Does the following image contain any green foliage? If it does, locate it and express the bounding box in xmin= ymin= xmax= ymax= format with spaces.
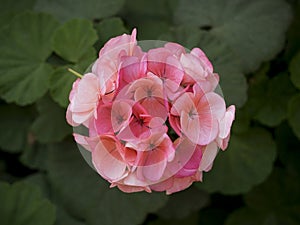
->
xmin=290 ymin=51 xmax=300 ymax=89
xmin=52 ymin=19 xmax=98 ymax=63
xmin=35 ymin=0 xmax=125 ymax=21
xmin=0 ymin=0 xmax=299 ymax=224
xmin=288 ymin=94 xmax=300 ymax=140
xmin=0 ymin=105 xmax=33 ymax=153
xmin=0 ymin=12 xmax=59 ymax=105
xmin=174 ymin=0 xmax=292 ymax=73
xmin=46 ymin=141 xmax=168 ymax=225
xmin=94 ymin=17 xmax=128 ymax=50
xmin=0 ymin=181 xmax=56 ymax=225
xmin=156 ymin=187 xmax=209 ymax=219
xmin=226 ymin=170 xmax=300 ymax=225
xmin=198 ymin=128 xmax=276 ymax=194
xmin=31 ymin=96 xmax=72 ymax=143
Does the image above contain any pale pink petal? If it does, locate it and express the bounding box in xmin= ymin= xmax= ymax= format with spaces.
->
xmin=199 ymin=142 xmax=218 ymax=172
xmin=191 ymin=47 xmax=213 ymax=73
xmin=99 ymin=29 xmax=137 ymax=58
xmin=166 ymin=177 xmax=194 ymax=195
xmin=198 ymin=92 xmax=226 ymax=121
xmin=171 ymin=92 xmax=194 ymax=116
xmin=164 ymin=42 xmax=186 ymax=57
xmin=73 ymin=133 xmax=92 ymax=152
xmin=66 ymin=104 xmax=79 ymax=126
xmin=217 ymin=134 xmax=231 ymax=151
xmin=180 ymin=53 xmax=206 ymax=82
xmin=115 ymin=184 xmax=151 ymax=193
xmin=111 ymin=101 xmax=132 ymax=133
xmin=147 ymin=48 xmax=170 ymax=76
xmin=149 ymin=176 xmax=174 ymax=192
xmin=165 ymin=56 xmax=184 ymax=90
xmin=69 ymin=73 xmax=101 ymax=124
xmin=138 ymin=156 xmax=167 ymax=181
xmin=69 ymin=78 xmax=80 ymax=101
xmin=92 ymin=135 xmax=127 ymax=182
xmin=149 ymin=117 xmax=168 ymax=134
xmin=180 ymin=110 xmax=200 ymax=144
xmin=219 ymin=105 xmax=235 ymax=139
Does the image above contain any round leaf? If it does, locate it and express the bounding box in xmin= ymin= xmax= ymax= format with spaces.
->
xmin=94 ymin=17 xmax=128 ymax=51
xmin=31 ymin=96 xmax=72 ymax=143
xmin=35 ymin=0 xmax=125 ymax=22
xmin=174 ymin=0 xmax=292 ymax=73
xmin=157 ymin=187 xmax=209 ymax=219
xmin=0 ymin=12 xmax=59 ymax=105
xmin=52 ymin=19 xmax=98 ymax=63
xmin=254 ymin=73 xmax=296 ymax=127
xmin=49 ymin=67 xmax=77 ymax=108
xmin=197 ymin=128 xmax=276 ymax=194
xmin=0 ymin=181 xmax=56 ymax=225
xmin=0 ymin=105 xmax=33 ymax=153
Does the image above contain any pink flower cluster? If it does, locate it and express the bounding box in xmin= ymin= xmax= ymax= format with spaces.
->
xmin=66 ymin=29 xmax=235 ymax=194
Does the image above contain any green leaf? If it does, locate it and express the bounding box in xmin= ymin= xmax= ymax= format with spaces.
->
xmin=0 ymin=181 xmax=56 ymax=225
xmin=285 ymin=2 xmax=300 ymax=60
xmin=232 ymin=108 xmax=251 ymax=134
xmin=245 ymin=171 xmax=300 ymax=213
xmin=94 ymin=17 xmax=128 ymax=50
xmin=123 ymin=0 xmax=177 ymax=20
xmin=49 ymin=67 xmax=77 ymax=108
xmin=245 ymin=170 xmax=300 ymax=225
xmin=275 ymin=122 xmax=300 ymax=175
xmin=0 ymin=0 xmax=36 ymax=14
xmin=31 ymin=96 xmax=72 ymax=143
xmin=160 ymin=27 xmax=247 ymax=107
xmin=197 ymin=128 xmax=276 ymax=194
xmin=24 ymin=173 xmax=87 ymax=225
xmin=226 ymin=170 xmax=300 ymax=225
xmin=156 ymin=187 xmax=209 ymax=219
xmin=56 ymin=206 xmax=87 ymax=225
xmin=226 ymin=169 xmax=300 ymax=225
xmin=20 ymin=143 xmax=49 ymax=170
xmin=35 ymin=0 xmax=125 ymax=22
xmin=52 ymin=19 xmax=98 ymax=63
xmin=254 ymin=73 xmax=296 ymax=127
xmin=288 ymin=94 xmax=300 ymax=140
xmin=174 ymin=0 xmax=292 ymax=73
xmin=46 ymin=141 xmax=168 ymax=225
xmin=0 ymin=12 xmax=59 ymax=105
xmin=0 ymin=105 xmax=33 ymax=153
xmin=290 ymin=51 xmax=300 ymax=90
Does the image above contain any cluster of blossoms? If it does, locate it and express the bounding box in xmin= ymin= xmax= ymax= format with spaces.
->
xmin=66 ymin=29 xmax=235 ymax=194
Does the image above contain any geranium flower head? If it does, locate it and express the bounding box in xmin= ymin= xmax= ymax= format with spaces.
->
xmin=67 ymin=29 xmax=235 ymax=194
